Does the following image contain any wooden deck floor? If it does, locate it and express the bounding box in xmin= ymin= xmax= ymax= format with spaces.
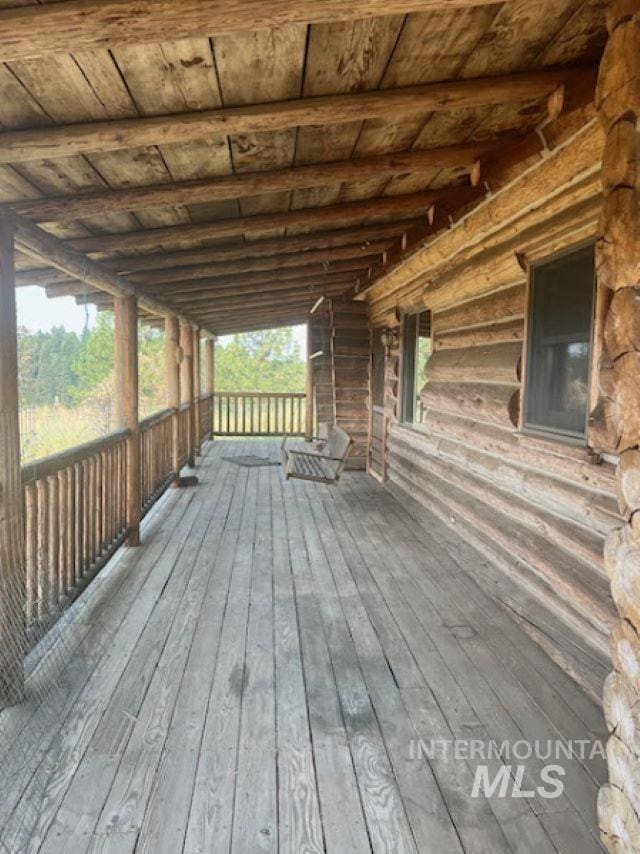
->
xmin=1 ymin=440 xmax=607 ymax=853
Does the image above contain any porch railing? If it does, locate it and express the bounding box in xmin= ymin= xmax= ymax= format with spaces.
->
xmin=20 ymin=396 xmax=213 ymax=644
xmin=212 ymin=391 xmax=306 ymax=437
xmin=140 ymin=409 xmax=174 ymax=515
xmin=178 ymin=402 xmax=190 ymax=465
xmin=22 ymin=430 xmax=130 ymax=642
xmin=198 ymin=392 xmax=213 ymax=442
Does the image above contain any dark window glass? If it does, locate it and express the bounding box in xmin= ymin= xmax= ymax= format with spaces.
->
xmin=401 ymin=310 xmax=431 ymax=424
xmin=524 ymin=244 xmax=595 ymax=439
xmin=371 ymin=330 xmax=385 ymax=407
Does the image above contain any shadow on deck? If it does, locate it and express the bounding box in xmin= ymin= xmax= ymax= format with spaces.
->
xmin=0 ymin=440 xmax=606 ymax=853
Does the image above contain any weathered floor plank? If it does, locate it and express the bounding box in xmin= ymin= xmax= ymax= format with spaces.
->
xmin=0 ymin=440 xmax=606 ymax=854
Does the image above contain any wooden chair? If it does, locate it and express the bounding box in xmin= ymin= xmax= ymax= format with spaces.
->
xmin=281 ymin=425 xmax=353 ymax=484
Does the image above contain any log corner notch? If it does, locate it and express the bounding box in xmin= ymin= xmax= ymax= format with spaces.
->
xmin=595 ymin=2 xmax=640 ymax=850
xmin=0 ymin=215 xmax=25 ymax=707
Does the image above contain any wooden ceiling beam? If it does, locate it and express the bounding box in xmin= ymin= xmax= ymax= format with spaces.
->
xmin=6 ymin=211 xmax=208 ymax=330
xmin=136 ymin=257 xmax=373 ymax=291
xmin=208 ymin=314 xmax=313 ymax=336
xmin=23 ymin=243 xmax=389 ymax=289
xmin=8 ymin=146 xmax=488 ymax=223
xmin=0 ymin=0 xmax=504 ymax=63
xmin=0 ymin=67 xmax=590 ymax=164
xmin=16 ymin=222 xmax=414 ymax=277
xmin=147 ymin=276 xmax=360 ymax=305
xmin=86 ymin=289 xmax=352 ymax=320
xmin=54 ymin=268 xmax=364 ymax=301
xmin=67 ymin=190 xmax=452 ymax=255
xmin=145 ymin=287 xmax=355 ymax=314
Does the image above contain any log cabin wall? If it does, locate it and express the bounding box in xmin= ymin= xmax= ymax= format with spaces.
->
xmin=365 ymin=113 xmax=622 ymax=704
xmin=331 ymin=299 xmax=370 ymax=470
xmin=309 ymin=306 xmax=335 ymax=438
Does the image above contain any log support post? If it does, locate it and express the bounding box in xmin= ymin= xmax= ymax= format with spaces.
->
xmin=180 ymin=321 xmax=195 ymax=468
xmin=115 ymin=295 xmax=140 ymax=547
xmin=192 ymin=327 xmax=201 ymax=453
xmin=305 ymin=321 xmax=314 ymax=441
xmin=204 ymin=336 xmax=215 ymax=440
xmin=0 ymin=216 xmax=25 ymax=707
xmin=595 ymin=2 xmax=640 ymax=848
xmin=165 ymin=316 xmax=181 ymax=484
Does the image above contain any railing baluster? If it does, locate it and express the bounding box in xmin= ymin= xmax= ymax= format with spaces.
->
xmin=47 ymin=474 xmax=59 ymax=609
xmin=74 ymin=462 xmax=82 ymax=584
xmin=36 ymin=479 xmax=49 ymax=620
xmin=66 ymin=465 xmax=75 ymax=591
xmin=24 ymin=482 xmax=37 ymax=624
xmin=57 ymin=469 xmax=67 ymax=600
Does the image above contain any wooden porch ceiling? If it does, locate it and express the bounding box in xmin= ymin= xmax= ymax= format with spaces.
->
xmin=0 ymin=0 xmax=607 ymax=335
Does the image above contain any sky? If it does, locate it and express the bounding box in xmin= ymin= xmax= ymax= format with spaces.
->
xmin=17 ymin=285 xmax=308 ymax=357
xmin=17 ymin=285 xmax=97 ymax=335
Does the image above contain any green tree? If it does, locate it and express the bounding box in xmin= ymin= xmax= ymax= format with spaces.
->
xmin=18 ymin=325 xmax=83 ymax=406
xmin=215 ymin=327 xmax=305 ymax=392
xmin=71 ymin=311 xmax=115 ymax=400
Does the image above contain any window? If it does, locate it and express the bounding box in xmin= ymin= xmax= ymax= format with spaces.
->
xmin=524 ymin=243 xmax=595 ymax=441
xmin=371 ymin=329 xmax=385 ymax=408
xmin=401 ymin=310 xmax=432 ymax=424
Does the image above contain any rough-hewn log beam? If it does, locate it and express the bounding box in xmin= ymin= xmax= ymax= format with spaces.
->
xmin=180 ymin=321 xmax=195 ymax=468
xmin=0 ymin=68 xmax=589 ymax=164
xmin=165 ymin=316 xmax=181 ymax=484
xmin=204 ymin=338 xmax=215 ymax=398
xmin=85 ymin=280 xmax=357 ymax=316
xmin=152 ymin=286 xmax=357 ymax=314
xmin=0 ymin=216 xmax=25 ymax=708
xmin=42 ymin=251 xmax=382 ymax=292
xmin=14 ymin=223 xmax=413 ymax=280
xmin=0 ymin=0 xmax=505 ymax=62
xmin=144 ymin=262 xmax=368 ymax=294
xmin=8 ymin=146 xmax=486 ymax=222
xmin=364 ymin=118 xmax=604 ymax=313
xmin=199 ymin=308 xmax=314 ymax=331
xmin=192 ymin=328 xmax=201 ymax=455
xmin=68 ymin=191 xmax=447 ymax=255
xmin=114 ymin=295 xmax=141 ymax=547
xmin=5 ymin=211 xmax=210 ymax=331
xmin=55 ymin=270 xmax=359 ymax=312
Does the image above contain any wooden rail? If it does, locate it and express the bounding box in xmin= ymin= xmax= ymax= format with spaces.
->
xmin=178 ymin=403 xmax=190 ymax=465
xmin=19 ymin=396 xmax=216 ymax=645
xmin=197 ymin=392 xmax=213 ymax=446
xmin=21 ymin=430 xmax=129 ymax=642
xmin=213 ymin=391 xmax=306 ymax=437
xmin=139 ymin=409 xmax=174 ymax=515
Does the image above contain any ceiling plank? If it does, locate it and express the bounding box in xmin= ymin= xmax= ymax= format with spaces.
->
xmin=0 ymin=1 xmax=543 ymax=63
xmin=0 ymin=67 xmax=588 ymax=164
xmin=7 ymin=144 xmax=487 ymax=222
xmin=66 ymin=190 xmax=454 ymax=255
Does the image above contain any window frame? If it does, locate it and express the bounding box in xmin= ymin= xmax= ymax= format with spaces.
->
xmin=400 ymin=309 xmax=431 ymax=426
xmin=370 ymin=327 xmax=385 ymax=410
xmin=521 ymin=240 xmax=596 ymax=446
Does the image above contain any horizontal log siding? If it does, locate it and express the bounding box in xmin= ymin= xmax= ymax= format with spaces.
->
xmin=369 ymin=125 xmax=619 ymax=700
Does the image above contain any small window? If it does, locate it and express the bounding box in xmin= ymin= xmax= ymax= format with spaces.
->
xmin=524 ymin=243 xmax=595 ymax=441
xmin=371 ymin=329 xmax=385 ymax=408
xmin=401 ymin=310 xmax=432 ymax=424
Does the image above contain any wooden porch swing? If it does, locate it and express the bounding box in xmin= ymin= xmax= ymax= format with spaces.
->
xmin=281 ymin=425 xmax=353 ymax=484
